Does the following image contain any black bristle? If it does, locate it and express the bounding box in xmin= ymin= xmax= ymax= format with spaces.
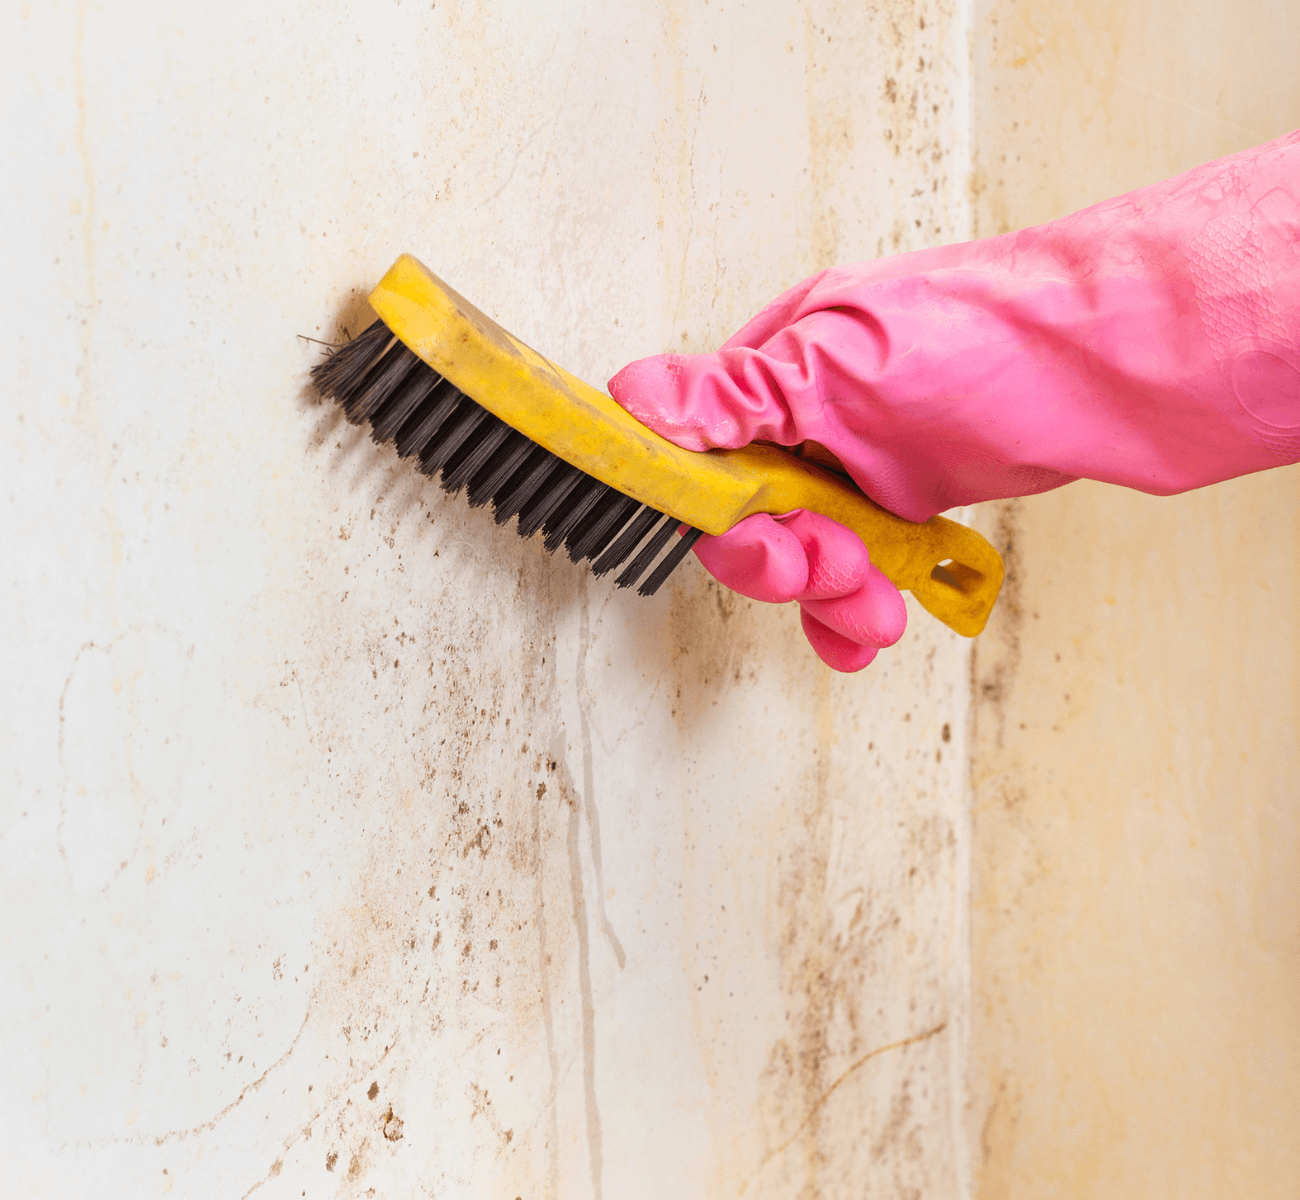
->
xmin=558 ymin=484 xmax=617 ymax=559
xmin=566 ymin=492 xmax=641 ymax=563
xmin=637 ymin=526 xmax=705 ymax=596
xmin=491 ymin=447 xmax=557 ymax=524
xmin=417 ymin=401 xmax=488 ymax=476
xmin=345 ymin=343 xmax=422 ymax=425
xmin=393 ymin=379 xmax=461 ymax=458
xmin=615 ymin=515 xmax=680 ymax=589
xmin=313 ymin=317 xmax=705 ymax=597
xmin=441 ymin=416 xmax=514 ymax=494
xmin=541 ymin=476 xmax=608 ymax=552
xmin=432 ymin=402 xmax=493 ymax=473
xmin=370 ymin=367 xmax=442 ymax=444
xmin=310 ymin=320 xmax=391 ymax=402
xmin=545 ymin=480 xmax=615 ymax=555
xmin=591 ymin=505 xmax=664 ymax=576
xmin=465 ymin=431 xmax=532 ymax=507
xmin=517 ymin=465 xmax=585 ymax=540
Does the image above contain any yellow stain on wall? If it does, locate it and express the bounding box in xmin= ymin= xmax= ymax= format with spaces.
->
xmin=969 ymin=3 xmax=1300 ymax=1196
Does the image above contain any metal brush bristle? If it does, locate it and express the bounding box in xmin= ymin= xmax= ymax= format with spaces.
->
xmin=311 ymin=319 xmax=701 ymax=595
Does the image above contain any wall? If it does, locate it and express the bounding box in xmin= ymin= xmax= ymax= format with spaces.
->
xmin=967 ymin=3 xmax=1300 ymax=1196
xmin=1 ymin=3 xmax=980 ymax=1197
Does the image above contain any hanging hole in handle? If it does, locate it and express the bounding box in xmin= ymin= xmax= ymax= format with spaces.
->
xmin=930 ymin=558 xmax=985 ymax=594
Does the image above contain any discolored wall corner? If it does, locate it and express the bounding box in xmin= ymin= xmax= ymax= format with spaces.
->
xmin=967 ymin=3 xmax=1300 ymax=1195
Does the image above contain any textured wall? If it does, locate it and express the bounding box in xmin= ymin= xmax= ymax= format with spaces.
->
xmin=2 ymin=2 xmax=979 ymax=1197
xmin=967 ymin=2 xmax=1300 ymax=1196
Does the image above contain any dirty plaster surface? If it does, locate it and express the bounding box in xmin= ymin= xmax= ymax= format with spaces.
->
xmin=2 ymin=2 xmax=975 ymax=1197
xmin=966 ymin=2 xmax=1300 ymax=1196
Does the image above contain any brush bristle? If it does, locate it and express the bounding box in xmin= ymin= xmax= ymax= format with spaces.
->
xmin=311 ymin=319 xmax=701 ymax=595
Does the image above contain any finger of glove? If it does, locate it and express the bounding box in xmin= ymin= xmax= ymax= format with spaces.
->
xmin=776 ymin=509 xmax=872 ymax=600
xmin=691 ymin=502 xmax=878 ymax=610
xmin=607 ymin=350 xmax=800 ymax=451
xmin=799 ymin=564 xmax=908 ymax=649
xmin=799 ymin=608 xmax=880 ymax=673
xmin=693 ymin=513 xmax=809 ymax=603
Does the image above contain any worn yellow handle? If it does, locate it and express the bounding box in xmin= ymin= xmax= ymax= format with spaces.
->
xmin=370 ymin=254 xmax=1004 ymax=637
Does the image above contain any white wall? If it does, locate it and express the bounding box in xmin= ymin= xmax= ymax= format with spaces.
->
xmin=2 ymin=3 xmax=977 ymax=1197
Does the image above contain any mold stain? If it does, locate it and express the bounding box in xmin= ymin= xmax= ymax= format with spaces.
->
xmin=972 ymin=499 xmax=1025 ymax=754
xmin=745 ymin=1019 xmax=948 ymax=1191
xmin=19 ymin=1 xmax=981 ymax=1193
xmin=785 ymin=666 xmax=839 ymax=1196
xmin=667 ymin=553 xmax=963 ymax=1198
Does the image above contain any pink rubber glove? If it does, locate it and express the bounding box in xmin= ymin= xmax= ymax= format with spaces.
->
xmin=693 ymin=509 xmax=908 ymax=672
xmin=610 ymin=130 xmax=1300 ymax=671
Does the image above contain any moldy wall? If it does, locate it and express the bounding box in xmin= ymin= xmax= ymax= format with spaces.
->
xmin=967 ymin=2 xmax=1300 ymax=1195
xmin=2 ymin=3 xmax=979 ymax=1197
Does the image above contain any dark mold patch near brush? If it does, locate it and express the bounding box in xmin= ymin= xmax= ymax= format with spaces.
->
xmin=972 ymin=499 xmax=1023 ymax=754
xmin=311 ymin=321 xmax=703 ymax=595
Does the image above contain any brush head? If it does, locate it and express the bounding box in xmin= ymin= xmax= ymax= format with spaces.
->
xmin=311 ymin=320 xmax=703 ymax=596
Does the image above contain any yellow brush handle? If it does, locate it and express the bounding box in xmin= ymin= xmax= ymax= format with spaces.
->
xmin=370 ymin=254 xmax=1004 ymax=637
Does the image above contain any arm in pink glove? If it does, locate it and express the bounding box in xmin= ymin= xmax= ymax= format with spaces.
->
xmin=610 ymin=130 xmax=1300 ymax=671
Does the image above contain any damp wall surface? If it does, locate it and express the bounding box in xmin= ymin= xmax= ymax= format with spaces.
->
xmin=967 ymin=2 xmax=1300 ymax=1195
xmin=2 ymin=3 xmax=978 ymax=1197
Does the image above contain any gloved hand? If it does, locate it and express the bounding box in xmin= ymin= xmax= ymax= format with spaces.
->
xmin=610 ymin=129 xmax=1300 ymax=671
